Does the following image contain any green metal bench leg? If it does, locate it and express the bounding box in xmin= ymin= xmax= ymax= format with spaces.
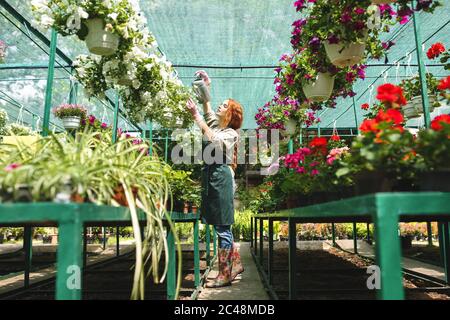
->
xmin=166 ymin=225 xmax=176 ymax=300
xmin=205 ymin=224 xmax=211 ymax=267
xmin=331 ymin=223 xmax=336 ymax=247
xmin=23 ymin=226 xmax=32 ymax=288
xmin=194 ymin=220 xmax=200 ymax=287
xmin=116 ymin=226 xmax=120 ymax=257
xmin=374 ymin=206 xmax=404 ymax=300
xmin=56 ymin=221 xmax=83 ymax=300
xmin=259 ymin=218 xmax=264 ymax=266
xmin=427 ymin=222 xmax=433 ymax=247
xmin=288 ymin=218 xmax=297 ymax=300
xmin=102 ymin=227 xmax=107 ymax=251
xmin=254 ymin=217 xmax=258 ymax=256
xmin=439 ymin=222 xmax=450 ymax=284
xmin=353 ymin=222 xmax=358 ymax=254
xmin=83 ymin=227 xmax=87 ymax=268
xmin=250 ymin=217 xmax=253 ymax=248
xmin=268 ymin=219 xmax=274 ymax=285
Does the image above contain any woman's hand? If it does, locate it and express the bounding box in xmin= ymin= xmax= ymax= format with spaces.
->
xmin=186 ymin=98 xmax=202 ymax=122
xmin=195 ymin=70 xmax=211 ymax=86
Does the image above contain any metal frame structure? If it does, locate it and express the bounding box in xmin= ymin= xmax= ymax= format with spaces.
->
xmin=251 ymin=192 xmax=450 ymax=300
xmin=0 ymin=203 xmax=218 ymax=300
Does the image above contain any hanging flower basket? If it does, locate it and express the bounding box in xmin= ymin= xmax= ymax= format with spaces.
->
xmin=302 ymin=72 xmax=335 ymax=102
xmin=324 ymin=34 xmax=367 ymax=68
xmin=84 ymin=18 xmax=120 ymax=56
xmin=402 ymin=95 xmax=437 ymax=120
xmin=61 ymin=116 xmax=81 ymax=130
xmin=281 ymin=119 xmax=298 ymax=137
xmin=411 ymin=95 xmax=437 ymax=114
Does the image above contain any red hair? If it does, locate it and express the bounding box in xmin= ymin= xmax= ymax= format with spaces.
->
xmin=222 ymin=99 xmax=243 ymax=171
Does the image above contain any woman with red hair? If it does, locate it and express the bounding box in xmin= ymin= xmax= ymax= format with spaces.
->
xmin=186 ymin=70 xmax=244 ymax=288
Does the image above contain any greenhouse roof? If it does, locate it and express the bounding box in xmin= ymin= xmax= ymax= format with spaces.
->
xmin=0 ymin=0 xmax=449 ymax=130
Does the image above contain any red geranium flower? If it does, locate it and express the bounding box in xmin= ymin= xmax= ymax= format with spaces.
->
xmin=427 ymin=42 xmax=445 ymax=60
xmin=359 ymin=119 xmax=378 ymax=133
xmin=375 ymin=108 xmax=404 ymax=126
xmin=376 ymin=83 xmax=407 ymax=106
xmin=430 ymin=114 xmax=450 ymax=131
xmin=438 ymin=76 xmax=450 ymax=91
xmin=361 ymin=103 xmax=369 ymax=110
xmin=309 ymin=137 xmax=328 ymax=155
xmin=330 ymin=134 xmax=341 ymax=141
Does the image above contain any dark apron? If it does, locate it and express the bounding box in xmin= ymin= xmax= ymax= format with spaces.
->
xmin=200 ymin=142 xmax=235 ymax=226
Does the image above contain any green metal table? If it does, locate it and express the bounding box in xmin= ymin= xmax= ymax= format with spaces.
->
xmin=0 ymin=202 xmax=205 ymax=300
xmin=252 ymin=192 xmax=450 ymax=300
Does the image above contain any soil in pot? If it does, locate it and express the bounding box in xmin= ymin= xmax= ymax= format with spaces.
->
xmin=419 ymin=170 xmax=450 ymax=192
xmin=354 ymin=170 xmax=393 ymax=196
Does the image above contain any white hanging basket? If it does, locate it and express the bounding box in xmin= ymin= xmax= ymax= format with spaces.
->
xmin=402 ymin=102 xmax=421 ymax=120
xmin=371 ymin=0 xmax=396 ymax=4
xmin=302 ymin=72 xmax=335 ymax=102
xmin=62 ymin=116 xmax=81 ymax=130
xmin=281 ymin=119 xmax=298 ymax=137
xmin=324 ymin=38 xmax=367 ymax=68
xmin=84 ymin=18 xmax=120 ymax=56
xmin=411 ymin=95 xmax=437 ymax=114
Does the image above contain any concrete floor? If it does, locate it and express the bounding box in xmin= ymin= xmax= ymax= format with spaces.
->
xmin=198 ymin=242 xmax=269 ymax=300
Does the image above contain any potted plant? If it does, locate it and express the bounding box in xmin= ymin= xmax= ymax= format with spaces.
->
xmin=31 ymin=0 xmax=147 ymax=56
xmin=394 ymin=0 xmax=442 ymax=24
xmin=295 ymin=0 xmax=395 ymax=68
xmin=415 ymin=114 xmax=450 ymax=191
xmin=399 ymin=223 xmax=417 ymax=250
xmin=52 ymin=104 xmax=87 ymax=130
xmin=400 ymin=73 xmax=441 ymax=119
xmin=337 ymin=84 xmax=417 ymax=194
xmin=0 ymin=39 xmax=7 ymax=63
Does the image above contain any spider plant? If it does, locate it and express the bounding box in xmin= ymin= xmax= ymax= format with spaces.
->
xmin=0 ymin=129 xmax=182 ymax=300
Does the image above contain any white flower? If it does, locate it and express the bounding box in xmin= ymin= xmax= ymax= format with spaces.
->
xmin=108 ymin=12 xmax=118 ymax=21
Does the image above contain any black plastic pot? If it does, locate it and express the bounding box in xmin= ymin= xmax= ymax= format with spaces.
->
xmin=354 ymin=170 xmax=393 ymax=196
xmin=418 ymin=170 xmax=450 ymax=192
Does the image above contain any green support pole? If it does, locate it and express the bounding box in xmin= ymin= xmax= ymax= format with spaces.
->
xmin=148 ymin=120 xmax=153 ymax=156
xmin=353 ymin=222 xmax=358 ymax=254
xmin=318 ymin=123 xmax=321 ymax=137
xmin=331 ymin=223 xmax=336 ymax=247
xmin=116 ymin=226 xmax=120 ymax=257
xmin=56 ymin=220 xmax=83 ymax=300
xmin=205 ymin=224 xmax=211 ymax=267
xmin=427 ymin=222 xmax=433 ymax=246
xmin=374 ymin=204 xmax=404 ymax=300
xmin=288 ymin=218 xmax=297 ymax=300
xmin=23 ymin=226 xmax=32 ymax=288
xmin=412 ymin=0 xmax=431 ymax=128
xmin=164 ymin=129 xmax=169 ymax=162
xmin=68 ymin=79 xmax=78 ymax=104
xmin=112 ymin=93 xmax=120 ymax=144
xmin=259 ymin=218 xmax=264 ymax=266
xmin=166 ymin=225 xmax=176 ymax=300
xmin=193 ymin=220 xmax=200 ymax=287
xmin=268 ymin=219 xmax=274 ymax=285
xmin=352 ymin=92 xmax=359 ymax=134
xmin=288 ymin=139 xmax=294 ymax=155
xmin=299 ymin=127 xmax=303 ymax=146
xmin=42 ymin=29 xmax=58 ymax=137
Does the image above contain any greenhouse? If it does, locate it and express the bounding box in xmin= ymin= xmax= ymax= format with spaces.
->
xmin=0 ymin=0 xmax=449 ymax=305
